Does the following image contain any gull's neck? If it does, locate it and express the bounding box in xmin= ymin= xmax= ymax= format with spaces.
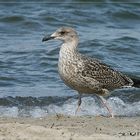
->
xmin=59 ymin=38 xmax=79 ymax=59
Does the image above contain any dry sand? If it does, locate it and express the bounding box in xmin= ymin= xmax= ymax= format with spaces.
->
xmin=0 ymin=115 xmax=140 ymax=140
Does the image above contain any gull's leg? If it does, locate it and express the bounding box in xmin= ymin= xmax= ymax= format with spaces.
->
xmin=97 ymin=95 xmax=114 ymax=118
xmin=75 ymin=93 xmax=82 ymax=115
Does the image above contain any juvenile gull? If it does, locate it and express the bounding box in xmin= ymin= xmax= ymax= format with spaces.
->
xmin=42 ymin=27 xmax=140 ymax=117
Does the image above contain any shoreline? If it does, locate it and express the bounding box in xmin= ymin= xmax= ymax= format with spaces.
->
xmin=0 ymin=115 xmax=140 ymax=140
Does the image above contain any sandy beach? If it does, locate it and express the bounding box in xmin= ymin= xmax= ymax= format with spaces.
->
xmin=0 ymin=115 xmax=140 ymax=140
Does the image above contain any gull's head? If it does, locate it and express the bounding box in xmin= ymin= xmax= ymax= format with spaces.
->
xmin=42 ymin=27 xmax=78 ymax=43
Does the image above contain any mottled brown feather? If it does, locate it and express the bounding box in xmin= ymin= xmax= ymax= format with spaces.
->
xmin=79 ymin=54 xmax=133 ymax=90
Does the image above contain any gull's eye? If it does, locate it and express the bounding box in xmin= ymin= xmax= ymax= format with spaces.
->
xmin=60 ymin=31 xmax=66 ymax=35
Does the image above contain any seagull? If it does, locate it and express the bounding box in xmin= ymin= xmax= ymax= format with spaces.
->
xmin=42 ymin=27 xmax=140 ymax=117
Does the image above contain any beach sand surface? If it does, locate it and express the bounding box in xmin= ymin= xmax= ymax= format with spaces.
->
xmin=0 ymin=115 xmax=140 ymax=140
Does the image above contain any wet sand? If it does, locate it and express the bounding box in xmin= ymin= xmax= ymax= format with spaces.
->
xmin=0 ymin=115 xmax=140 ymax=140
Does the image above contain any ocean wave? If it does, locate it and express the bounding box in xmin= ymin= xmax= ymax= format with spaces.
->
xmin=0 ymin=96 xmax=140 ymax=117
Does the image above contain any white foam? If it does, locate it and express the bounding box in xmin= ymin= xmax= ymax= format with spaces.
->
xmin=0 ymin=97 xmax=140 ymax=117
xmin=0 ymin=106 xmax=18 ymax=117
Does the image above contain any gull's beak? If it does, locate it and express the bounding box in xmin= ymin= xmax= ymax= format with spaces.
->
xmin=42 ymin=32 xmax=57 ymax=42
xmin=42 ymin=35 xmax=55 ymax=42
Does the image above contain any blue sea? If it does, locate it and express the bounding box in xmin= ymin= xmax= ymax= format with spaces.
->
xmin=0 ymin=0 xmax=140 ymax=117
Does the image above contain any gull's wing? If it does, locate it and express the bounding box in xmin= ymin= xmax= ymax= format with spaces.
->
xmin=80 ymin=56 xmax=133 ymax=90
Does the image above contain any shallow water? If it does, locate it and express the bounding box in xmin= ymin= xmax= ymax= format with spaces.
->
xmin=0 ymin=1 xmax=140 ymax=117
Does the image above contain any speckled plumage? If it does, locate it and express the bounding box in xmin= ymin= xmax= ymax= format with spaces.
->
xmin=59 ymin=52 xmax=133 ymax=95
xmin=42 ymin=27 xmax=135 ymax=117
xmin=56 ymin=28 xmax=133 ymax=96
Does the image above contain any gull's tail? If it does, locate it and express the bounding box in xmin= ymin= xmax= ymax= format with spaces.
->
xmin=131 ymin=77 xmax=140 ymax=88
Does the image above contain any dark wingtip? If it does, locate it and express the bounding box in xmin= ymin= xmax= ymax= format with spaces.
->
xmin=131 ymin=77 xmax=140 ymax=88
